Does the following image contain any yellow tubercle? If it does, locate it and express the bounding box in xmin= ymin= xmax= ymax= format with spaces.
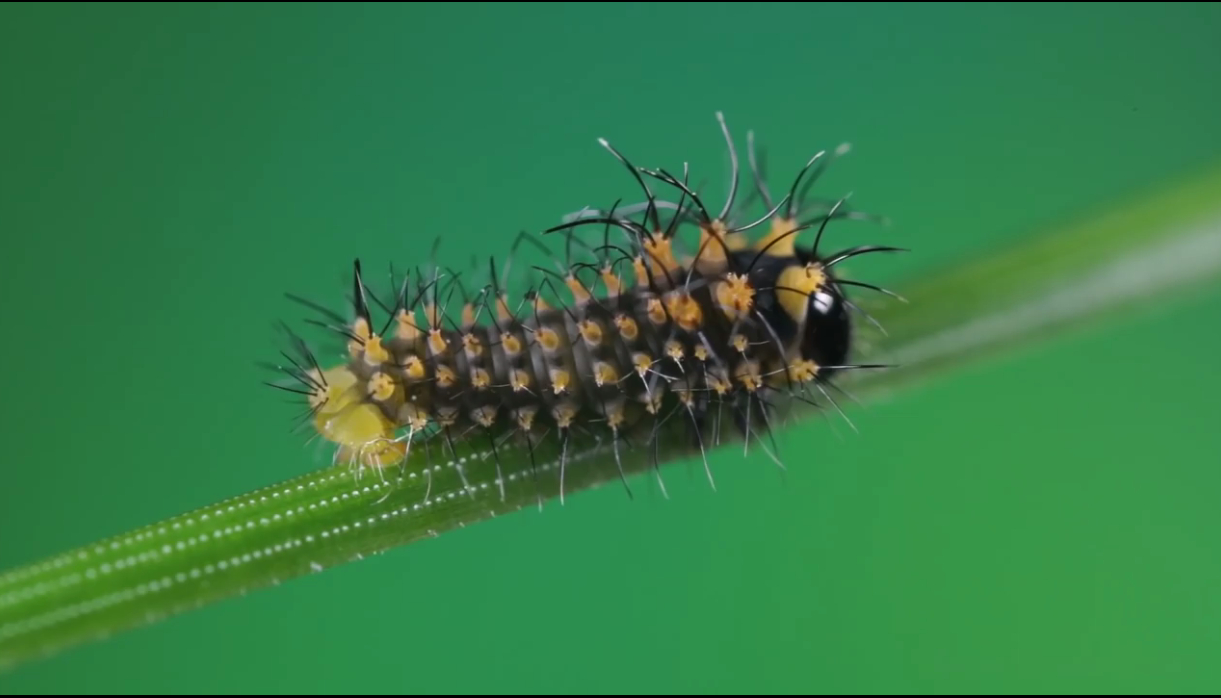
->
xmin=664 ymin=291 xmax=703 ymax=332
xmin=495 ymin=295 xmax=513 ymax=323
xmin=435 ymin=363 xmax=457 ymax=389
xmin=426 ymin=328 xmax=448 ymax=356
xmin=536 ymin=327 xmax=562 ymax=353
xmin=631 ymin=256 xmax=649 ymax=287
xmin=509 ymin=368 xmax=531 ymax=392
xmin=714 ymin=273 xmax=755 ymax=321
xmin=732 ymin=360 xmax=763 ymax=393
xmin=754 ymin=217 xmax=801 ymax=258
xmin=394 ymin=309 xmax=420 ymax=342
xmin=641 ymin=233 xmax=680 ymax=282
xmin=593 ymin=361 xmax=619 ymax=387
xmin=470 ymin=367 xmax=491 ymax=390
xmin=348 ymin=317 xmax=373 ymax=358
xmin=549 ymin=368 xmax=571 ymax=395
xmin=599 ymin=263 xmax=622 ymax=297
xmin=646 ymin=298 xmax=667 ymax=326
xmin=462 ymin=332 xmax=483 ymax=359
xmin=501 ymin=332 xmax=523 ymax=357
xmin=632 ymin=352 xmax=652 ymax=378
xmin=692 ymin=221 xmax=731 ymax=274
xmin=783 ymin=359 xmax=820 ymax=386
xmin=577 ymin=319 xmax=603 ymax=347
xmin=613 ymin=314 xmax=639 ymax=341
xmin=707 ymin=369 xmax=732 ymax=396
xmin=366 ymin=371 xmax=399 ymax=402
xmin=400 ymin=354 xmax=426 ymax=381
xmin=565 ymin=273 xmax=591 ymax=306
xmin=664 ymin=339 xmax=685 ymax=361
xmin=362 ymin=334 xmax=390 ymax=367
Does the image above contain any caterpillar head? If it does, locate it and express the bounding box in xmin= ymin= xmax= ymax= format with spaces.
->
xmin=793 ymin=249 xmax=853 ymax=380
xmin=747 ymin=249 xmax=853 ymax=383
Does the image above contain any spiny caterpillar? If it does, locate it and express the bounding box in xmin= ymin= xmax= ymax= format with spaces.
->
xmin=264 ymin=112 xmax=904 ymax=502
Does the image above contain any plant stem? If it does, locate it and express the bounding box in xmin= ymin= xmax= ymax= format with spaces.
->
xmin=3 ymin=163 xmax=1221 ymax=673
xmin=856 ymin=162 xmax=1221 ymax=393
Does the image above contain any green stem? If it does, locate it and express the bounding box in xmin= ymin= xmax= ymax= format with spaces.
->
xmin=856 ymin=162 xmax=1221 ymax=392
xmin=3 ymin=162 xmax=1221 ymax=673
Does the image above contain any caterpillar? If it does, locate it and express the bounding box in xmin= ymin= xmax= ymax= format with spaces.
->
xmin=264 ymin=112 xmax=904 ymax=502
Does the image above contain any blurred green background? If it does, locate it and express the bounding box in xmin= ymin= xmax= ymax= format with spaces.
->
xmin=2 ymin=2 xmax=1221 ymax=693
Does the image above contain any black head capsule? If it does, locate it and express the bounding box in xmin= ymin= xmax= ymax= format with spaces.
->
xmin=793 ymin=249 xmax=853 ymax=380
xmin=727 ymin=247 xmax=853 ymax=381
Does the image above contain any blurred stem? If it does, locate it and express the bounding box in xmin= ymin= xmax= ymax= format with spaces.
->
xmin=855 ymin=162 xmax=1221 ymax=394
xmin=2 ymin=163 xmax=1221 ymax=673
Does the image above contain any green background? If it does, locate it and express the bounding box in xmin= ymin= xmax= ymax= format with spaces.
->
xmin=2 ymin=2 xmax=1221 ymax=693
